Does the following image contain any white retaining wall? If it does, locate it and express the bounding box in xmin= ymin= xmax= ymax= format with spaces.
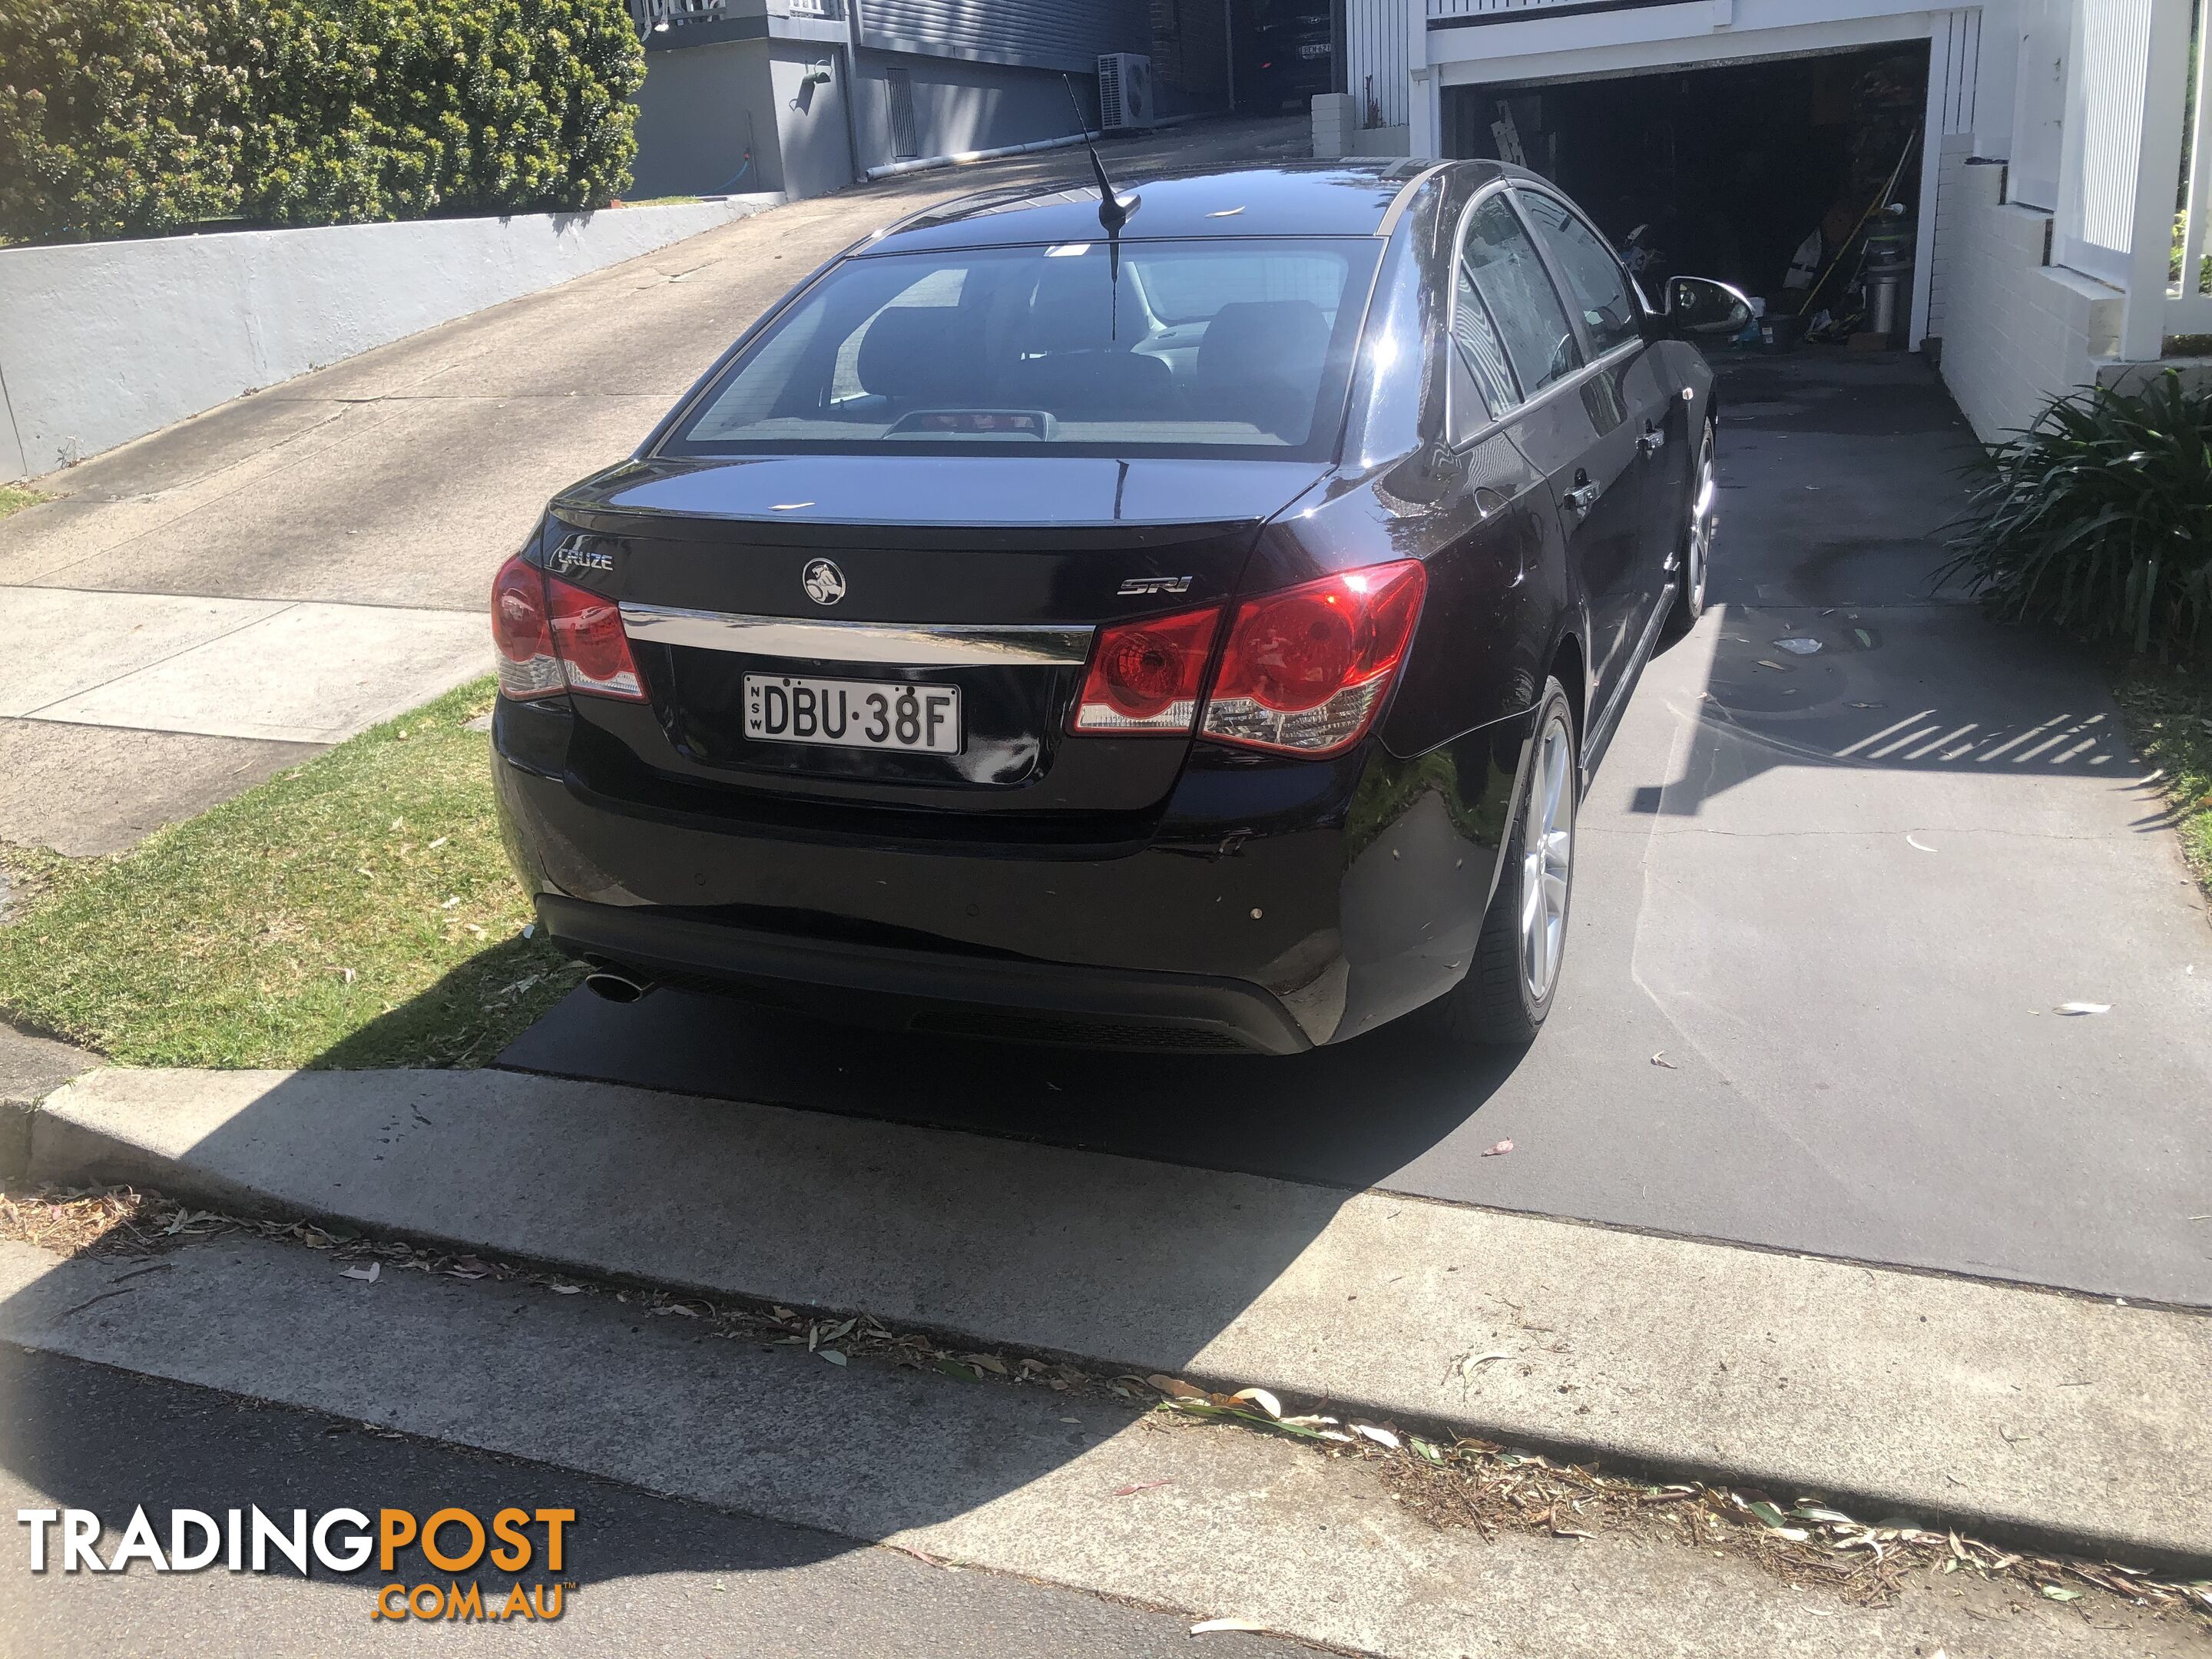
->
xmin=1929 ymin=140 xmax=2121 ymax=442
xmin=0 ymin=197 xmax=780 ymax=483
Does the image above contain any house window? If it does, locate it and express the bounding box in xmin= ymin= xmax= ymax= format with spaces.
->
xmin=886 ymin=68 xmax=919 ymax=161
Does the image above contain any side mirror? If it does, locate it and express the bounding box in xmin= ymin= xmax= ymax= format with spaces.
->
xmin=1664 ymin=276 xmax=1756 ymax=338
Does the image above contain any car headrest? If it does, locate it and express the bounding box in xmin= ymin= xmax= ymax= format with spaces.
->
xmin=1021 ymin=260 xmax=1144 ymax=356
xmin=856 ymin=306 xmax=972 ymax=402
xmin=1195 ymin=300 xmax=1332 ymax=426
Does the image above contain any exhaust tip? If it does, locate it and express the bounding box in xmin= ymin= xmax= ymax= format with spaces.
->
xmin=583 ymin=969 xmax=653 ymax=1005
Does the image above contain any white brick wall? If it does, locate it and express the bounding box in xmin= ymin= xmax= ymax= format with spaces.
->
xmin=1929 ymin=141 xmax=2123 ymax=442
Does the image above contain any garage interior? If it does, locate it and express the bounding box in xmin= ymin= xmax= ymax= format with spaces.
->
xmin=1442 ymin=43 xmax=1931 ymax=349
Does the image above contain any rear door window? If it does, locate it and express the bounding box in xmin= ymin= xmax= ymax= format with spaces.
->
xmin=1517 ymin=189 xmax=1643 ymax=358
xmin=1460 ymin=195 xmax=1581 ymax=397
xmin=1451 ymin=248 xmax=1521 ymax=420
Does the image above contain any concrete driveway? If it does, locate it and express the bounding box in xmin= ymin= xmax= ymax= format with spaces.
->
xmin=0 ymin=117 xmax=1310 ymax=856
xmin=502 ymin=354 xmax=2212 ymax=1308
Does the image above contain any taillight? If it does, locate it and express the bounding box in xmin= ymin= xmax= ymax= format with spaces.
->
xmin=488 ymin=555 xmax=645 ymax=703
xmin=545 ymin=573 xmax=645 ymax=700
xmin=1071 ymin=606 xmax=1221 ymax=733
xmin=1200 ymin=561 xmax=1426 ymax=757
xmin=491 ymin=555 xmax=561 ymax=700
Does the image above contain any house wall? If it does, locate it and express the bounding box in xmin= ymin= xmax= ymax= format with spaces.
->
xmin=1928 ymin=142 xmax=2120 ymax=439
xmin=770 ymin=43 xmax=858 ymax=200
xmin=859 ymin=0 xmax=1149 ymax=72
xmin=632 ymin=38 xmax=783 ymax=197
xmin=849 ymin=49 xmax=1102 ymax=169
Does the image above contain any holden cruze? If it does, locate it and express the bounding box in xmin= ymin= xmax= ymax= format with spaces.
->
xmin=489 ymin=158 xmax=1742 ymax=1053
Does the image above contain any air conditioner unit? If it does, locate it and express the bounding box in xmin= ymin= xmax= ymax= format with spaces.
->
xmin=1098 ymin=53 xmax=1154 ymax=131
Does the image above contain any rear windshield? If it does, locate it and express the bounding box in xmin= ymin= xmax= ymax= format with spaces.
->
xmin=660 ymin=237 xmax=1381 ymax=461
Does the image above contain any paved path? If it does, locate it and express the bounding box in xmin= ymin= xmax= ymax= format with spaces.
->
xmin=502 ymin=356 xmax=2212 ymax=1306
xmin=0 ymin=117 xmax=1308 ymax=857
xmin=4 ymin=1228 xmax=2198 ymax=1656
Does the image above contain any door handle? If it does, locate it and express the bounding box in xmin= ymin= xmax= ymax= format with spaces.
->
xmin=1637 ymin=423 xmax=1666 ymax=456
xmin=1564 ymin=481 xmax=1601 ymax=518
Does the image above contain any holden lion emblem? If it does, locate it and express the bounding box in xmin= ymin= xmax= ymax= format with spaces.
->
xmin=801 ymin=558 xmax=846 ymax=608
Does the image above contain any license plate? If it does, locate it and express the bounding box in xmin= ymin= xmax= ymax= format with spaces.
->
xmin=743 ymin=673 xmax=961 ymax=754
xmin=1298 ymin=41 xmax=1330 ymax=58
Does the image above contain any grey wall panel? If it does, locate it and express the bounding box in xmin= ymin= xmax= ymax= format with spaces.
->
xmin=633 ymin=40 xmax=783 ymax=195
xmin=859 ymin=0 xmax=1149 ymax=74
xmin=771 ymin=43 xmax=857 ymax=199
xmin=853 ymin=48 xmax=1101 ymax=167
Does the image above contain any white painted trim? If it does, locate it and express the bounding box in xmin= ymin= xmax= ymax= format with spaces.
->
xmin=1432 ymin=10 xmax=1940 ymax=88
xmin=1909 ymin=16 xmax=1953 ymax=346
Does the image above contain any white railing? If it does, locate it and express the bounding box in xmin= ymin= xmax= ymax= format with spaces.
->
xmin=635 ymin=0 xmax=838 ymax=26
xmin=2001 ymin=0 xmax=2193 ymax=356
xmin=1426 ymin=0 xmax=1619 ymax=15
xmin=2168 ymin=0 xmax=2212 ymax=336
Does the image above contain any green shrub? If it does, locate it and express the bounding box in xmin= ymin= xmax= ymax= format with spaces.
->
xmin=1940 ymin=373 xmax=2212 ymax=663
xmin=0 ymin=0 xmax=644 ymax=243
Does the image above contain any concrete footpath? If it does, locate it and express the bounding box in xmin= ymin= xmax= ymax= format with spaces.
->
xmin=22 ymin=1064 xmax=2211 ymax=1570
xmin=13 ymin=1231 xmax=2192 ymax=1659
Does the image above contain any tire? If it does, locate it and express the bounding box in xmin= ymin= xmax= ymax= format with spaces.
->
xmin=1424 ymin=680 xmax=1578 ymax=1047
xmin=1664 ymin=417 xmax=1717 ymax=638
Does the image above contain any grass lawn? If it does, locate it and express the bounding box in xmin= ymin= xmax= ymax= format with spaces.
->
xmin=2115 ymin=660 xmax=2212 ymax=895
xmin=0 ymin=485 xmax=50 ymax=522
xmin=0 ymin=679 xmax=584 ymax=1068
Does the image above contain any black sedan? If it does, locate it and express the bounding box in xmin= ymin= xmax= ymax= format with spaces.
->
xmin=490 ymin=158 xmax=1746 ymax=1053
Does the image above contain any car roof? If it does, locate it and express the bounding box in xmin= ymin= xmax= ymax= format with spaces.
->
xmin=864 ymin=158 xmax=1514 ymax=254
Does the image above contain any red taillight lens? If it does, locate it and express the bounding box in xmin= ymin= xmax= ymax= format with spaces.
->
xmin=491 ymin=555 xmax=562 ymax=700
xmin=489 ymin=554 xmax=645 ymax=702
xmin=1072 ymin=605 xmax=1221 ymax=733
xmin=545 ymin=573 xmax=646 ymax=700
xmin=1201 ymin=561 xmax=1426 ymax=757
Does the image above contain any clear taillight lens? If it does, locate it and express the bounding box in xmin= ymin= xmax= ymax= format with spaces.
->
xmin=1071 ymin=605 xmax=1221 ymax=733
xmin=491 ymin=555 xmax=562 ymax=700
xmin=490 ymin=555 xmax=646 ymax=703
xmin=1200 ymin=561 xmax=1426 ymax=757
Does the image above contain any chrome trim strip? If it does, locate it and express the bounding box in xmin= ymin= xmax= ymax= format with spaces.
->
xmin=1375 ymin=162 xmax=1452 ymax=239
xmin=619 ymin=603 xmax=1094 ymax=667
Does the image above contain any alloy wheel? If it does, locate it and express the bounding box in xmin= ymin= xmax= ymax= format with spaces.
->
xmin=1518 ymin=711 xmax=1576 ymax=1003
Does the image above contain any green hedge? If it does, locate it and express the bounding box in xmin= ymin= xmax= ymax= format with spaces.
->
xmin=0 ymin=0 xmax=644 ymax=243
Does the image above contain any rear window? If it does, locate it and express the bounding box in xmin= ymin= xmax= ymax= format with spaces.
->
xmin=661 ymin=238 xmax=1380 ymax=461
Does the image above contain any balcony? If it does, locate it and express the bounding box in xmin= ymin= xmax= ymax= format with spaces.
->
xmin=634 ymin=0 xmax=843 ymax=35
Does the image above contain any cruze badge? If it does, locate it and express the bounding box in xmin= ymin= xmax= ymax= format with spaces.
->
xmin=545 ymin=537 xmax=614 ymax=577
xmin=802 ymin=558 xmax=846 ymax=607
xmin=1117 ymin=575 xmax=1194 ymax=597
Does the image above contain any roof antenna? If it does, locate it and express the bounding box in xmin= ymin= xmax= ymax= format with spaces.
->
xmin=1061 ymin=73 xmax=1138 ymax=234
xmin=1061 ymin=73 xmax=1137 ymax=340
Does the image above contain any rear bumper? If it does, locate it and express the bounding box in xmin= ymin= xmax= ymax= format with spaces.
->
xmin=537 ymin=893 xmax=1313 ymax=1054
xmin=493 ymin=696 xmax=1535 ymax=1049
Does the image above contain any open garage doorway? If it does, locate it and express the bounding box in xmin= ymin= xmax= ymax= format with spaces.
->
xmin=1442 ymin=43 xmax=1931 ymax=350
